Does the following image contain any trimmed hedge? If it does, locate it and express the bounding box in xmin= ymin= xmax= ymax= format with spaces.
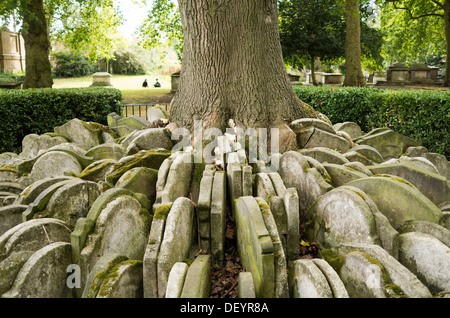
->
xmin=293 ymin=86 xmax=450 ymax=159
xmin=0 ymin=87 xmax=122 ymax=154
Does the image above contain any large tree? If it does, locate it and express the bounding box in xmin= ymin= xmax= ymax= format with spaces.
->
xmin=0 ymin=0 xmax=122 ymax=88
xmin=344 ymin=0 xmax=366 ymax=86
xmin=382 ymin=0 xmax=449 ymax=86
xmin=169 ymin=0 xmax=317 ymax=133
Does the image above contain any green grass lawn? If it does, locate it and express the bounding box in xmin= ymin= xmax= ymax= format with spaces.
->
xmin=53 ymin=74 xmax=173 ymax=104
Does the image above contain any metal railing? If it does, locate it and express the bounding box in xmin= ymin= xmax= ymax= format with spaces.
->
xmin=117 ymin=104 xmax=170 ymax=119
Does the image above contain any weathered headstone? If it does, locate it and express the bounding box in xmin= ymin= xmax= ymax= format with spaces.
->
xmin=180 ymin=255 xmax=211 ymax=298
xmin=235 ymin=196 xmax=274 ymax=298
xmin=157 ymin=197 xmax=195 ymax=298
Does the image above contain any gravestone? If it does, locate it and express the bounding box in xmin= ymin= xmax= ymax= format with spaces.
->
xmin=91 ymin=72 xmax=112 ymax=87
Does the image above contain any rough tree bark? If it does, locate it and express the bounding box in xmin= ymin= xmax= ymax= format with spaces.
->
xmin=343 ymin=0 xmax=366 ymax=87
xmin=170 ymin=0 xmax=317 ymax=132
xmin=22 ymin=0 xmax=53 ymax=89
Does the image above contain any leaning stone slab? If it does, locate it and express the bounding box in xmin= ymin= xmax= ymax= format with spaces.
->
xmin=337 ymin=251 xmax=391 ymax=298
xmin=75 ymin=159 xmax=116 ymax=182
xmin=393 ymin=156 xmax=440 ymax=174
xmin=125 ymin=128 xmax=173 ymax=155
xmin=82 ymin=254 xmax=129 ymax=298
xmin=105 ymin=149 xmax=170 ymax=185
xmin=235 ymin=196 xmax=274 ymax=298
xmin=0 ymin=251 xmax=34 ymax=296
xmin=198 ymin=173 xmax=214 ymax=251
xmin=346 ymin=176 xmax=443 ymax=230
xmin=227 ymin=163 xmax=243 ymax=213
xmin=115 ymin=167 xmax=158 ymax=204
xmin=0 ymin=218 xmax=71 ymax=263
xmin=341 ymin=186 xmax=399 ymax=259
xmin=22 ymin=179 xmax=78 ymax=221
xmin=96 ymin=260 xmax=143 ymax=298
xmin=398 ymin=232 xmax=450 ymax=293
xmin=80 ymin=196 xmax=151 ymax=289
xmin=333 ymin=243 xmax=432 ymax=298
xmin=343 ymin=162 xmax=373 ymax=176
xmin=404 ymin=147 xmax=450 ymax=180
xmin=300 ymin=147 xmax=350 ymax=165
xmin=311 ymin=259 xmax=349 ymax=298
xmin=290 ymin=118 xmax=336 ymax=135
xmin=400 ymin=220 xmax=450 ymax=248
xmin=1 ymin=242 xmax=72 ymax=298
xmin=0 ymin=182 xmax=25 ymax=195
xmin=297 ymin=127 xmax=350 ymax=153
xmin=161 ymin=152 xmax=193 ymax=204
xmin=242 ymin=165 xmax=253 ymax=196
xmin=43 ymin=179 xmax=100 ymax=228
xmin=356 ymin=129 xmax=419 ymax=159
xmin=211 ymin=171 xmax=227 ymax=268
xmin=256 ymin=198 xmax=289 ymax=298
xmin=368 ymin=163 xmax=450 ymax=207
xmin=268 ymin=172 xmax=286 ymax=197
xmin=117 ymin=115 xmax=151 ymax=130
xmin=280 ymin=151 xmax=332 ymax=223
xmin=269 ymin=196 xmax=287 ymax=251
xmin=27 ymin=151 xmax=83 ymax=184
xmin=348 ymin=145 xmax=384 ymax=164
xmin=288 ymin=259 xmax=333 ymax=298
xmin=284 ymin=188 xmax=300 ymax=261
xmin=21 ymin=133 xmax=67 ymax=159
xmin=180 ymin=255 xmax=211 ymax=298
xmin=323 ymin=163 xmax=367 ymax=187
xmin=165 ymin=262 xmax=189 ymax=298
xmin=157 ymin=197 xmax=195 ymax=298
xmin=308 ymin=187 xmax=381 ymax=250
xmin=85 ymin=143 xmax=126 ymax=161
xmin=54 ymin=118 xmax=103 ymax=150
xmin=333 ymin=122 xmax=363 ymax=140
xmin=143 ymin=203 xmax=172 ymax=298
xmin=238 ymin=272 xmax=256 ymax=298
xmin=0 ymin=205 xmax=28 ymax=236
xmin=254 ymin=173 xmax=276 ymax=201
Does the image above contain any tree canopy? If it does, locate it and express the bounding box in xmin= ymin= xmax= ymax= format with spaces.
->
xmin=278 ymin=0 xmax=384 ymax=79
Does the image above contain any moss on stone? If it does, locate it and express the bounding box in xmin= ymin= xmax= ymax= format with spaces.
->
xmin=354 ymin=251 xmax=406 ymax=298
xmin=77 ymin=160 xmax=113 ymax=179
xmin=256 ymin=198 xmax=271 ymax=216
xmin=321 ymin=249 xmax=345 ymax=274
xmin=373 ymin=174 xmax=415 ymax=188
xmin=0 ymin=165 xmax=17 ymax=173
xmin=154 ymin=204 xmax=172 ymax=220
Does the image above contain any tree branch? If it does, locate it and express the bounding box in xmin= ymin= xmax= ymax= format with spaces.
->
xmin=387 ymin=0 xmax=444 ymax=19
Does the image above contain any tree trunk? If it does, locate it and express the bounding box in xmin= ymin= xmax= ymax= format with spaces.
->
xmin=444 ymin=1 xmax=450 ymax=87
xmin=310 ymin=55 xmax=317 ymax=86
xmin=170 ymin=0 xmax=316 ymax=131
xmin=22 ymin=0 xmax=53 ymax=89
xmin=343 ymin=0 xmax=366 ymax=87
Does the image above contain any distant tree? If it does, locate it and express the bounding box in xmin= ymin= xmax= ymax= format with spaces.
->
xmin=279 ymin=0 xmax=383 ymax=85
xmin=278 ymin=0 xmax=346 ymax=85
xmin=379 ymin=0 xmax=448 ymax=86
xmin=344 ymin=0 xmax=366 ymax=86
xmin=0 ymin=0 xmax=122 ymax=88
xmin=138 ymin=0 xmax=183 ymax=60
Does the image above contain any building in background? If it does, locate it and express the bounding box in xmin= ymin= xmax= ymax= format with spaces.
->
xmin=0 ymin=29 xmax=25 ymax=73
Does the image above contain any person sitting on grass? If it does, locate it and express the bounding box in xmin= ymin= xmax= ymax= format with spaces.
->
xmin=142 ymin=79 xmax=148 ymax=88
xmin=154 ymin=79 xmax=161 ymax=88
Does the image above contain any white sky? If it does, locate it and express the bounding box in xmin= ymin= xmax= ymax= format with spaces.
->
xmin=114 ymin=0 xmax=151 ymax=39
